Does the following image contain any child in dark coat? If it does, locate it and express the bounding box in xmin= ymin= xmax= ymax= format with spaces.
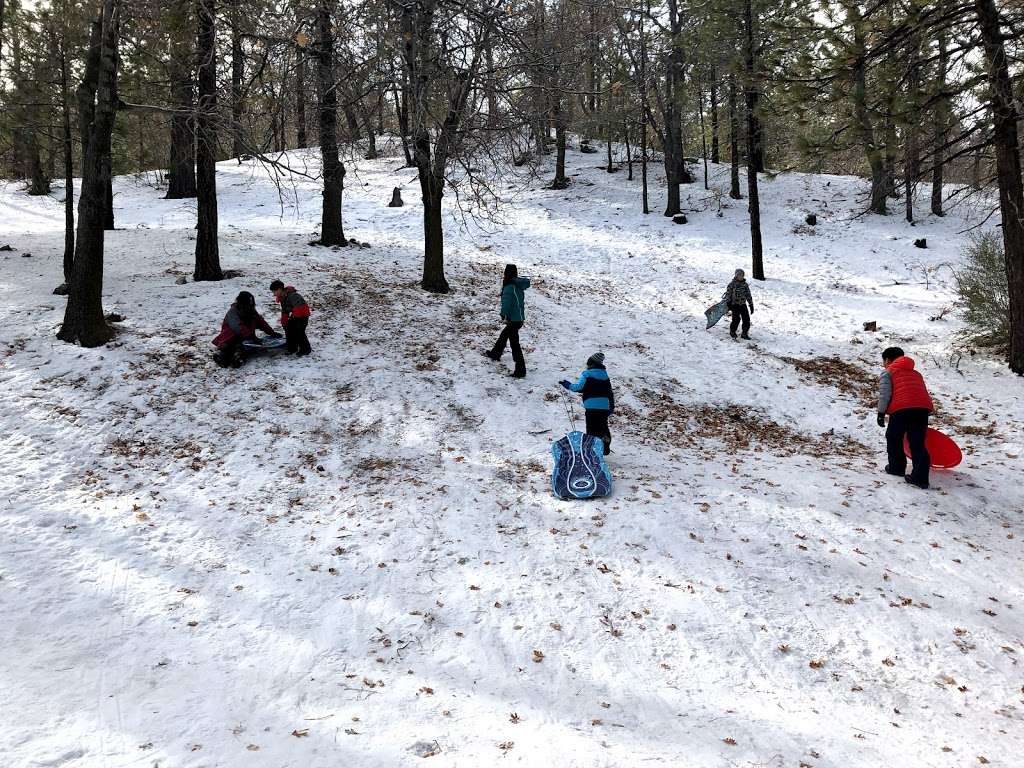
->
xmin=270 ymin=279 xmax=312 ymax=356
xmin=560 ymin=352 xmax=614 ymax=455
xmin=723 ymin=268 xmax=755 ymax=339
xmin=212 ymin=291 xmax=280 ymax=368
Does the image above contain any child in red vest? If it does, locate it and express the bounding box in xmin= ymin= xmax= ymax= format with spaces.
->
xmin=270 ymin=279 xmax=312 ymax=356
xmin=877 ymin=347 xmax=934 ymax=488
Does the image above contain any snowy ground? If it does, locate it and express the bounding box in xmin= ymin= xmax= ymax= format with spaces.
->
xmin=1 ymin=141 xmax=1022 ymax=768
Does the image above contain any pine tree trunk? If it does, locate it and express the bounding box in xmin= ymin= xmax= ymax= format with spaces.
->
xmin=315 ymin=0 xmax=347 ymax=246
xmin=27 ymin=131 xmax=51 ymax=195
xmin=166 ymin=0 xmax=196 ymax=199
xmin=849 ymin=6 xmax=886 ymax=214
xmin=58 ymin=6 xmax=120 ymax=348
xmin=552 ymin=97 xmax=568 ymax=189
xmin=57 ymin=26 xmax=74 ymax=283
xmin=230 ymin=0 xmax=244 ymax=159
xmin=193 ymin=0 xmax=222 ymax=280
xmin=396 ymin=84 xmax=412 ymax=166
xmin=698 ymin=83 xmax=708 ymax=190
xmin=710 ymin=68 xmax=720 ymax=164
xmin=624 ymin=119 xmax=633 ymax=180
xmin=296 ymin=44 xmax=307 ymax=149
xmin=976 ymin=0 xmax=1024 ymax=373
xmin=641 ymin=119 xmax=649 ymax=214
xmin=728 ymin=74 xmax=741 ymax=200
xmin=930 ymin=22 xmax=948 ymax=216
xmin=744 ymin=0 xmax=764 ymax=280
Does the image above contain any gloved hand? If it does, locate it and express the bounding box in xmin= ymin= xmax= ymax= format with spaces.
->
xmin=750 ymin=306 xmax=755 ymax=314
xmin=877 ymin=413 xmax=885 ymax=427
xmin=559 ymin=380 xmax=571 ymax=390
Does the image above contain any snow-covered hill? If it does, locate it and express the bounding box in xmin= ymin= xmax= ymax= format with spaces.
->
xmin=1 ymin=143 xmax=1021 ymax=768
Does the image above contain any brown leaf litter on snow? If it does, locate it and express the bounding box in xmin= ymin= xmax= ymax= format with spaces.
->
xmin=630 ymin=388 xmax=868 ymax=460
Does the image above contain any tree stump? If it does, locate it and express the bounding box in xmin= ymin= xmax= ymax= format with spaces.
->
xmin=863 ymin=321 xmax=877 ymax=332
xmin=672 ymin=214 xmax=688 ymax=225
xmin=914 ymin=238 xmax=927 ymax=248
xmin=805 ymin=213 xmax=817 ymax=226
xmin=388 ymin=188 xmax=404 ymax=207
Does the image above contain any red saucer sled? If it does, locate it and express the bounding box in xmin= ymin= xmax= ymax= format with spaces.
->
xmin=904 ymin=427 xmax=962 ymax=469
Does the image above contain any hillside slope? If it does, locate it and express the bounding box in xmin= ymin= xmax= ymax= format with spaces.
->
xmin=1 ymin=144 xmax=1022 ymax=768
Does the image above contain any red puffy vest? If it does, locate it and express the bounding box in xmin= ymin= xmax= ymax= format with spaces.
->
xmin=886 ymin=356 xmax=933 ymax=414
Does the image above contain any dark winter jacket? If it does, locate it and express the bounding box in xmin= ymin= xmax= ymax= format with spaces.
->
xmin=500 ymin=277 xmax=531 ymax=322
xmin=212 ymin=303 xmax=275 ymax=347
xmin=878 ymin=356 xmax=933 ymax=415
xmin=568 ymin=364 xmax=614 ymax=413
xmin=278 ymin=286 xmax=311 ymax=326
xmin=724 ymin=279 xmax=754 ymax=310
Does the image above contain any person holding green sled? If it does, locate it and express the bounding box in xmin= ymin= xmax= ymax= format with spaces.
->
xmin=484 ymin=263 xmax=530 ymax=378
xmin=560 ymin=352 xmax=614 ymax=455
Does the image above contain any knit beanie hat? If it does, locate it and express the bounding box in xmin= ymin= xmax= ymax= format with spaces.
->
xmin=587 ymin=352 xmax=605 ymax=368
xmin=734 ymin=268 xmax=745 ymax=278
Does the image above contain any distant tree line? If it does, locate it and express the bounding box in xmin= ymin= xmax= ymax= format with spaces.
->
xmin=0 ymin=0 xmax=1022 ymax=372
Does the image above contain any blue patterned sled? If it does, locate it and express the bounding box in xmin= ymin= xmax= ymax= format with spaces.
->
xmin=705 ymin=299 xmax=729 ymax=329
xmin=551 ymin=431 xmax=613 ymax=500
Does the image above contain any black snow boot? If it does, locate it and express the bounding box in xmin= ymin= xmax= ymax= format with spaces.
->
xmin=484 ymin=349 xmax=500 ymax=361
xmin=741 ymin=332 xmax=751 ymax=340
xmin=510 ymin=366 xmax=526 ymax=379
xmin=905 ymin=474 xmax=929 ymax=490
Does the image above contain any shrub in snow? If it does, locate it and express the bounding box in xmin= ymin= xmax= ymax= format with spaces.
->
xmin=954 ymin=231 xmax=1009 ymax=351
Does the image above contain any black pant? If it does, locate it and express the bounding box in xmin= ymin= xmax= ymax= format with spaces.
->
xmin=491 ymin=321 xmax=525 ymax=372
xmin=886 ymin=408 xmax=930 ymax=487
xmin=585 ymin=410 xmax=612 ymax=455
xmin=729 ymin=304 xmax=751 ymax=336
xmin=215 ymin=336 xmax=248 ymax=367
xmin=285 ymin=317 xmax=311 ymax=355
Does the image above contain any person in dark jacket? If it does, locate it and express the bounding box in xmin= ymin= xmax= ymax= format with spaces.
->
xmin=724 ymin=269 xmax=755 ymax=339
xmin=270 ymin=279 xmax=312 ymax=356
xmin=560 ymin=352 xmax=615 ymax=455
xmin=877 ymin=346 xmax=934 ymax=489
xmin=212 ymin=291 xmax=280 ymax=368
xmin=484 ymin=263 xmax=530 ymax=378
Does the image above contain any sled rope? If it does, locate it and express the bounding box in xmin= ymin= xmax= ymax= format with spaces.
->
xmin=559 ymin=387 xmax=577 ymax=433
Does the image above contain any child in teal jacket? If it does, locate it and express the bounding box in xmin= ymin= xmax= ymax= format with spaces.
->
xmin=484 ymin=263 xmax=530 ymax=378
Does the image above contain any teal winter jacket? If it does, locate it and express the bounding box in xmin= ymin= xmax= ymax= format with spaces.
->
xmin=500 ymin=277 xmax=530 ymax=322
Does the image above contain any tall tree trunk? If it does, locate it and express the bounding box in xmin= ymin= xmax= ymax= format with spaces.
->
xmin=55 ymin=24 xmax=74 ymax=284
xmin=315 ymin=0 xmax=347 ymax=246
xmin=641 ymin=120 xmax=649 ymax=213
xmin=27 ymin=131 xmax=51 ymax=195
xmin=698 ymin=82 xmax=708 ymax=190
xmin=744 ymin=0 xmax=764 ymax=280
xmin=728 ymin=74 xmax=741 ymax=200
xmin=296 ymin=43 xmax=307 ymax=149
xmin=166 ymin=0 xmax=196 ymax=199
xmin=710 ymin=67 xmax=720 ymax=164
xmin=662 ymin=40 xmax=686 ymax=216
xmin=343 ymin=103 xmax=361 ymax=141
xmin=905 ymin=27 xmax=921 ymax=223
xmin=930 ymin=21 xmax=948 ymax=216
xmin=976 ymin=0 xmax=1024 ymax=373
xmin=849 ymin=4 xmax=886 ymax=214
xmin=58 ymin=6 xmax=120 ymax=347
xmin=395 ymin=84 xmax=412 ymax=166
xmin=624 ymin=118 xmax=633 ymax=180
xmin=420 ymin=174 xmax=446 ymax=293
xmin=194 ymin=0 xmax=222 ymax=280
xmin=230 ymin=0 xmax=244 ymax=159
xmin=552 ymin=97 xmax=568 ymax=189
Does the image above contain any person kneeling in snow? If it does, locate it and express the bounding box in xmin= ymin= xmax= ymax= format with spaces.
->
xmin=270 ymin=279 xmax=312 ymax=356
xmin=560 ymin=352 xmax=615 ymax=455
xmin=724 ymin=268 xmax=755 ymax=340
xmin=877 ymin=346 xmax=933 ymax=489
xmin=212 ymin=290 xmax=280 ymax=368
